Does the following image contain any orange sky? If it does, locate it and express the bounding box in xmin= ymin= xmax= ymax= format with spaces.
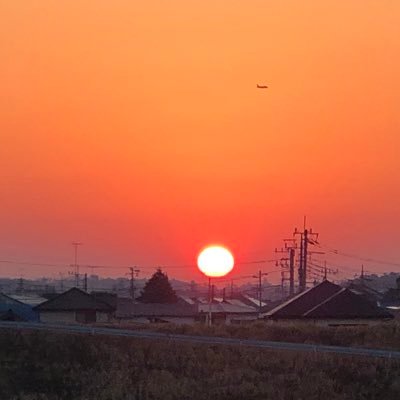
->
xmin=1 ymin=1 xmax=399 ymax=281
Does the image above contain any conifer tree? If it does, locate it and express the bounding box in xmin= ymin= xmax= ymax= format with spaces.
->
xmin=138 ymin=268 xmax=178 ymax=303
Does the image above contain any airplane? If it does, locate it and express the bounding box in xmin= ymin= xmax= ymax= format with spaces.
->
xmin=257 ymin=84 xmax=268 ymax=89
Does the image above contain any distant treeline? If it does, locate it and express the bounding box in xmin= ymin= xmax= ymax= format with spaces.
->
xmin=0 ymin=329 xmax=400 ymax=400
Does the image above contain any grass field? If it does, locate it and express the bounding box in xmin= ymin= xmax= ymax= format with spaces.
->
xmin=103 ymin=320 xmax=400 ymax=350
xmin=1 ymin=329 xmax=400 ymax=399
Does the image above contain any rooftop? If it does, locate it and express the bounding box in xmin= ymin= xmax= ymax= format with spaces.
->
xmin=263 ymin=280 xmax=393 ymax=320
xmin=34 ymin=288 xmax=114 ymax=312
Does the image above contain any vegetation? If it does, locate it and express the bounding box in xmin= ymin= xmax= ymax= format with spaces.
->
xmin=107 ymin=320 xmax=400 ymax=350
xmin=137 ymin=268 xmax=178 ymax=303
xmin=0 ymin=329 xmax=400 ymax=399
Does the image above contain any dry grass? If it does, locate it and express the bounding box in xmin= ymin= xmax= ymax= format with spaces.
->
xmin=0 ymin=329 xmax=400 ymax=399
xmin=99 ymin=320 xmax=400 ymax=350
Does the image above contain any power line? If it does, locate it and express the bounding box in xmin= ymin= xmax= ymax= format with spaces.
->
xmin=203 ymin=270 xmax=281 ymax=285
xmin=310 ymin=242 xmax=400 ymax=268
xmin=0 ymin=260 xmax=70 ymax=268
xmin=0 ymin=258 xmax=279 ymax=271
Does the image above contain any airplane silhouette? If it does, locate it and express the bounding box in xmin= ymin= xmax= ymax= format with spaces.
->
xmin=257 ymin=84 xmax=268 ymax=89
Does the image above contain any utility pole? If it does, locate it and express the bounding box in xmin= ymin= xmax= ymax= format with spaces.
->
xmin=298 ymin=231 xmax=304 ymax=292
xmin=252 ymin=270 xmax=268 ymax=313
xmin=72 ymin=242 xmax=82 ymax=288
xmin=283 ymin=239 xmax=296 ymax=297
xmin=190 ymin=280 xmax=198 ymax=298
xmin=289 ymin=248 xmax=295 ymax=296
xmin=59 ymin=273 xmax=64 ymax=292
xmin=275 ymin=242 xmax=294 ymax=298
xmin=17 ymin=276 xmax=24 ymax=294
xmin=208 ymin=277 xmax=212 ymax=326
xmin=84 ymin=273 xmax=88 ymax=292
xmin=303 ymin=229 xmax=309 ymax=290
xmin=294 ymin=220 xmax=319 ymax=292
xmin=309 ymin=260 xmax=338 ymax=283
xmin=128 ymin=267 xmax=140 ymax=300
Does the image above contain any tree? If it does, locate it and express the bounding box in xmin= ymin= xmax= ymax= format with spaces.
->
xmin=138 ymin=268 xmax=178 ymax=303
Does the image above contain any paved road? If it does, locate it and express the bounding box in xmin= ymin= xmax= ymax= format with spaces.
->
xmin=1 ymin=321 xmax=400 ymax=360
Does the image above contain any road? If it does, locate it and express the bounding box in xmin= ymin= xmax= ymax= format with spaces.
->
xmin=1 ymin=321 xmax=400 ymax=360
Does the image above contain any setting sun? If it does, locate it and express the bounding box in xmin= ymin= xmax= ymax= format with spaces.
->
xmin=197 ymin=246 xmax=234 ymax=277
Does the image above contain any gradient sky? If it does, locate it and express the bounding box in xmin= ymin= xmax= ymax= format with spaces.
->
xmin=1 ymin=1 xmax=399 ymax=282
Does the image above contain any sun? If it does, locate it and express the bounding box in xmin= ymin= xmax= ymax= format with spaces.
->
xmin=197 ymin=245 xmax=234 ymax=277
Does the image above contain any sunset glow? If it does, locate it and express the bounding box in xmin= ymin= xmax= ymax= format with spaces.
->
xmin=197 ymin=246 xmax=234 ymax=278
xmin=0 ymin=1 xmax=399 ymax=280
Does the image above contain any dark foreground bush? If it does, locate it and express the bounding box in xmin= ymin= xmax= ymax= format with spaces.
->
xmin=0 ymin=330 xmax=399 ymax=400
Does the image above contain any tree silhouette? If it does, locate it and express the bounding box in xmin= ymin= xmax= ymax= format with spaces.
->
xmin=138 ymin=268 xmax=178 ymax=303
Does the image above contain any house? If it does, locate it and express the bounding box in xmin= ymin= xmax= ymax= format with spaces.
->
xmin=0 ymin=293 xmax=39 ymax=322
xmin=177 ymin=295 xmax=200 ymax=306
xmin=7 ymin=294 xmax=47 ymax=307
xmin=228 ymin=293 xmax=268 ymax=310
xmin=34 ymin=288 xmax=114 ymax=324
xmin=90 ymin=292 xmax=118 ymax=309
xmin=197 ymin=302 xmax=259 ymax=324
xmin=116 ymin=298 xmax=197 ymax=324
xmin=345 ymin=281 xmax=383 ymax=305
xmin=381 ymin=277 xmax=400 ymax=308
xmin=263 ymin=280 xmax=393 ymax=326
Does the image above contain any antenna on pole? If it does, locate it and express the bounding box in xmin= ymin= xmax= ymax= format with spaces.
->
xmin=252 ymin=270 xmax=268 ymax=313
xmin=127 ymin=267 xmax=140 ymax=300
xmin=71 ymin=242 xmax=83 ymax=288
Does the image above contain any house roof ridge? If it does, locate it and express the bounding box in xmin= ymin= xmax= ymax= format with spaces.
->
xmin=262 ymin=280 xmax=343 ymax=318
xmin=303 ymin=287 xmax=347 ymax=316
xmin=34 ymin=287 xmax=114 ymax=311
xmin=262 ymin=284 xmax=319 ymax=317
xmin=33 ymin=287 xmax=78 ymax=310
xmin=0 ymin=292 xmax=28 ymax=306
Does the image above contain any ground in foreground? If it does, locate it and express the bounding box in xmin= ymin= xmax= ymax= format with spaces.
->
xmin=0 ymin=330 xmax=399 ymax=399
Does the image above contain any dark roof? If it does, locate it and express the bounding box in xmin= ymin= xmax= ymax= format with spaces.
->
xmin=265 ymin=281 xmax=342 ymax=318
xmin=305 ymin=288 xmax=393 ymax=319
xmin=346 ymin=282 xmax=383 ymax=301
xmin=264 ymin=281 xmax=393 ymax=320
xmin=34 ymin=288 xmax=114 ymax=312
xmin=198 ymin=302 xmax=257 ymax=314
xmin=229 ymin=293 xmax=267 ymax=309
xmin=0 ymin=293 xmax=39 ymax=322
xmin=260 ymin=300 xmax=283 ymax=314
xmin=381 ymin=288 xmax=400 ymax=307
xmin=116 ymin=298 xmax=197 ymax=318
xmin=90 ymin=292 xmax=118 ymax=309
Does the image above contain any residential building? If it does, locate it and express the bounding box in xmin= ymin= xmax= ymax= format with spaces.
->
xmin=116 ymin=298 xmax=197 ymax=324
xmin=34 ymin=288 xmax=114 ymax=324
xmin=263 ymin=280 xmax=393 ymax=326
xmin=0 ymin=293 xmax=39 ymax=321
xmin=197 ymin=302 xmax=258 ymax=324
